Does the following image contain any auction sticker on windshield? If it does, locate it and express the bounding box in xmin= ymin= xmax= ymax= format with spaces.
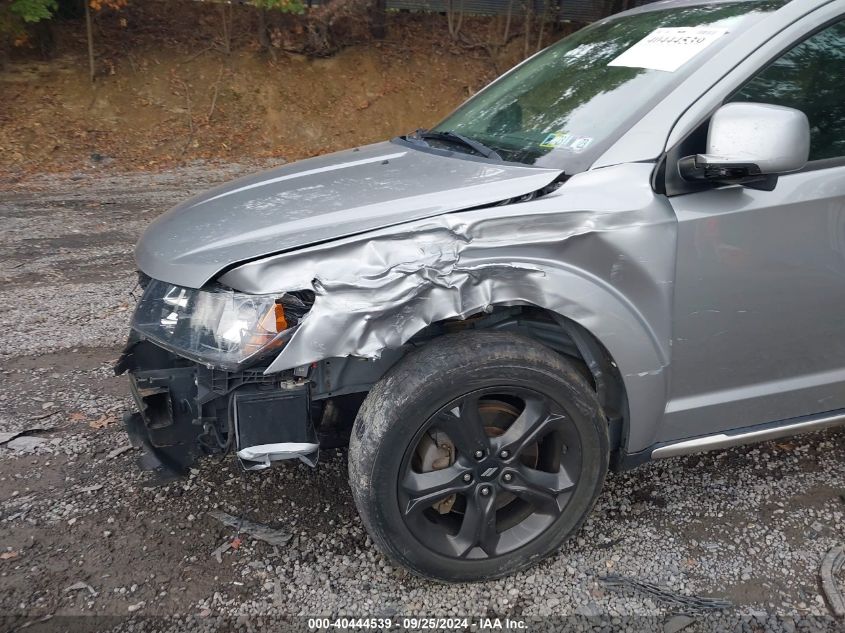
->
xmin=608 ymin=27 xmax=729 ymax=72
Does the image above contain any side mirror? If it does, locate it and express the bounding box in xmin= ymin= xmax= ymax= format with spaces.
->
xmin=679 ymin=102 xmax=810 ymax=190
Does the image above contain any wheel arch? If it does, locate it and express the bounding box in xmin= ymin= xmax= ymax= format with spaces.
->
xmin=408 ymin=303 xmax=644 ymax=468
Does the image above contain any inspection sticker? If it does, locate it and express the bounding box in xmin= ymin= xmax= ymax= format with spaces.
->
xmin=540 ymin=132 xmax=593 ymax=152
xmin=608 ymin=27 xmax=729 ymax=73
xmin=540 ymin=132 xmax=572 ymax=148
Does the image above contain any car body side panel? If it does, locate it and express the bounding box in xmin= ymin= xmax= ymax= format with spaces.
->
xmin=220 ymin=163 xmax=678 ymax=453
xmin=664 ymin=164 xmax=845 ymax=442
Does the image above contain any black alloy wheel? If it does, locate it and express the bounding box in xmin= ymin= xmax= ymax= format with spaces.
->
xmin=349 ymin=331 xmax=609 ymax=582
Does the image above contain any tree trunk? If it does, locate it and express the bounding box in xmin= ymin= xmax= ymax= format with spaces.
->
xmin=523 ymin=0 xmax=532 ymax=58
xmin=221 ymin=4 xmax=232 ymax=55
xmin=84 ymin=0 xmax=95 ymax=83
xmin=257 ymin=7 xmax=270 ymax=51
xmin=535 ymin=0 xmax=548 ymax=52
xmin=502 ymin=0 xmax=513 ymax=45
xmin=34 ymin=20 xmax=57 ymax=59
xmin=447 ymin=0 xmax=464 ymax=40
xmin=370 ymin=0 xmax=387 ymax=39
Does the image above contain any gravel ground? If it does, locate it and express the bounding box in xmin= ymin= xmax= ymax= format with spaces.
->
xmin=0 ymin=166 xmax=843 ymax=633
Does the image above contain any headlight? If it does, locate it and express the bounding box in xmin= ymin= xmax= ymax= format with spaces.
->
xmin=131 ymin=278 xmax=313 ymax=370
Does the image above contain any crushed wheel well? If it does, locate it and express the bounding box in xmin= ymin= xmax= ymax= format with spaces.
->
xmin=311 ymin=305 xmax=629 ymax=462
xmin=412 ymin=305 xmax=629 ymax=456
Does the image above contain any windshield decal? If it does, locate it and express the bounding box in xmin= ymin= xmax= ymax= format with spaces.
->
xmin=571 ymin=137 xmax=593 ymax=152
xmin=608 ymin=27 xmax=729 ymax=73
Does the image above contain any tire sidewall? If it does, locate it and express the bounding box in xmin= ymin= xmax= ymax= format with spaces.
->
xmin=351 ymin=335 xmax=608 ymax=582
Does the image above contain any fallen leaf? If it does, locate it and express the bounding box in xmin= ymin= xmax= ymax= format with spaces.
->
xmin=69 ymin=412 xmax=87 ymax=422
xmin=89 ymin=415 xmax=115 ymax=429
xmin=1 ymin=551 xmax=19 ymax=560
xmin=107 ymin=445 xmax=132 ymax=459
xmin=64 ymin=581 xmax=97 ymax=596
xmin=211 ymin=541 xmax=231 ymax=563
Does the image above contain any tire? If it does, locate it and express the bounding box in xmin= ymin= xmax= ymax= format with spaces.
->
xmin=348 ymin=331 xmax=609 ymax=582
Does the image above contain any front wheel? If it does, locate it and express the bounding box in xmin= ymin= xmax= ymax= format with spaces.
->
xmin=348 ymin=331 xmax=609 ymax=582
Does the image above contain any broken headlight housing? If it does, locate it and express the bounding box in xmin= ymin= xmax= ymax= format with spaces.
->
xmin=131 ymin=278 xmax=312 ymax=370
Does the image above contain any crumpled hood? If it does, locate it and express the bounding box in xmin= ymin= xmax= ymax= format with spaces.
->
xmin=135 ymin=141 xmax=561 ymax=288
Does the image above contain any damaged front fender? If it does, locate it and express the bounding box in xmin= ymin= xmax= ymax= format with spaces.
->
xmin=219 ymin=163 xmax=678 ymax=453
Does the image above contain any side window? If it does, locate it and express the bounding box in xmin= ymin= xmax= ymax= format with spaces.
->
xmin=730 ymin=20 xmax=845 ymax=162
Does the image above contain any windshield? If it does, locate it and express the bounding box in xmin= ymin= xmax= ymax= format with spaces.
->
xmin=431 ymin=0 xmax=788 ymax=172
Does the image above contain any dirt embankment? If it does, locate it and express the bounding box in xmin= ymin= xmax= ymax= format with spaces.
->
xmin=0 ymin=4 xmax=539 ymax=179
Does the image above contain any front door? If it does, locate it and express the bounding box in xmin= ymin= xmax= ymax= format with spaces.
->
xmin=663 ymin=17 xmax=845 ymax=441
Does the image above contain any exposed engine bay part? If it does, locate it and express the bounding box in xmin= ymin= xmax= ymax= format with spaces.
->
xmin=116 ymin=339 xmax=318 ymax=476
xmin=233 ymin=388 xmax=318 ymax=470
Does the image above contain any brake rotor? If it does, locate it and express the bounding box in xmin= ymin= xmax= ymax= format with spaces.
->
xmin=416 ymin=431 xmax=456 ymax=514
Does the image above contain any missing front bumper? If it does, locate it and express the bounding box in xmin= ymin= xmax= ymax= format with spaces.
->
xmin=117 ymin=339 xmax=318 ymax=476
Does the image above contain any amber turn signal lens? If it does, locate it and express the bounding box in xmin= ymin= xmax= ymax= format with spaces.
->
xmin=258 ymin=302 xmax=288 ymax=334
xmin=273 ymin=302 xmax=288 ymax=332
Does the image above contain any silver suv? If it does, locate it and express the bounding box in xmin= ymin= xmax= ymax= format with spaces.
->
xmin=118 ymin=0 xmax=845 ymax=582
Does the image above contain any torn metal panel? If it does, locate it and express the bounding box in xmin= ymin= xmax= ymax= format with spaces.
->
xmin=220 ymin=163 xmax=678 ymax=452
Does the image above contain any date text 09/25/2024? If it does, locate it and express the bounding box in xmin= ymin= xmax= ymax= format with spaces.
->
xmin=307 ymin=618 xmax=528 ymax=630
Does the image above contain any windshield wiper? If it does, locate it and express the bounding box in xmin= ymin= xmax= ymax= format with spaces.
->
xmin=413 ymin=129 xmax=503 ymax=161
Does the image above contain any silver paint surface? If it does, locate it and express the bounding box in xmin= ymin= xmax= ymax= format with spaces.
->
xmin=220 ymin=163 xmax=678 ymax=453
xmin=665 ymin=164 xmax=845 ymax=441
xmin=135 ymin=142 xmax=560 ymax=289
xmin=700 ymin=102 xmax=809 ymax=174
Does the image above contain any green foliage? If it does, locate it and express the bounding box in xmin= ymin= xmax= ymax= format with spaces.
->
xmin=9 ymin=0 xmax=58 ymax=23
xmin=252 ymin=0 xmax=305 ymax=15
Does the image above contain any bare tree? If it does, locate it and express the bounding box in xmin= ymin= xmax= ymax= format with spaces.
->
xmin=220 ymin=2 xmax=233 ymax=54
xmin=84 ymin=0 xmax=95 ymax=83
xmin=535 ymin=0 xmax=551 ymax=52
xmin=502 ymin=0 xmax=513 ymax=45
xmin=446 ymin=0 xmax=464 ymax=40
xmin=523 ymin=0 xmax=532 ymax=57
